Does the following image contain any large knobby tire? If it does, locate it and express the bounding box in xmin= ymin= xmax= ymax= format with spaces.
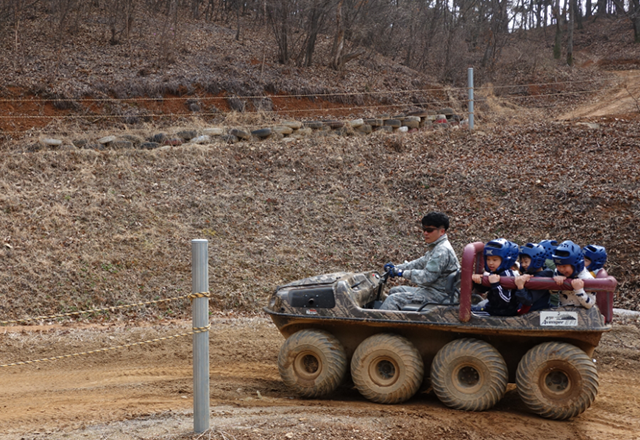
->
xmin=516 ymin=342 xmax=598 ymax=420
xmin=277 ymin=329 xmax=347 ymax=398
xmin=431 ymin=338 xmax=508 ymax=411
xmin=351 ymin=333 xmax=424 ymax=404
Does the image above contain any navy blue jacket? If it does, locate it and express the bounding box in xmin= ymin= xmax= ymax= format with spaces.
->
xmin=515 ymin=268 xmax=553 ymax=312
xmin=475 ymin=269 xmax=519 ymax=317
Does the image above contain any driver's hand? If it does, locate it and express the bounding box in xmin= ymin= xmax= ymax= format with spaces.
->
xmin=383 ymin=262 xmax=395 ymax=273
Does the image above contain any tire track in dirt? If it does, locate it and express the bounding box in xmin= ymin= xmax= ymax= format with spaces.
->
xmin=560 ymin=70 xmax=640 ymax=119
xmin=1 ymin=318 xmax=640 ymax=439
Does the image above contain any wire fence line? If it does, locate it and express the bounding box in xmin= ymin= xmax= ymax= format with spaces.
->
xmin=0 ymin=291 xmax=212 ymax=368
xmin=0 ymin=73 xmax=632 ymax=105
xmin=0 ymin=84 xmax=618 ymax=121
xmin=0 ymin=86 xmax=619 ymax=131
xmin=0 ymin=291 xmax=211 ymax=326
xmin=0 ymin=99 xmax=449 ymax=120
xmin=1 ymin=240 xmax=212 ymax=431
xmin=0 ymin=73 xmax=632 ymax=138
xmin=0 ymin=324 xmax=211 ymax=368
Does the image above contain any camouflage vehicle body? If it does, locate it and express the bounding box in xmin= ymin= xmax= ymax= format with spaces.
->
xmin=264 ymin=242 xmax=618 ymax=420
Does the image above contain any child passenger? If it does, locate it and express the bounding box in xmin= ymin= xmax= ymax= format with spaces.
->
xmin=583 ymin=244 xmax=608 ymax=277
xmin=471 ymin=239 xmax=520 ymax=316
xmin=515 ymin=243 xmax=553 ymax=314
xmin=539 ymin=239 xmax=559 ymax=305
xmin=552 ymin=240 xmax=596 ymax=309
xmin=540 ymin=239 xmax=559 ymax=270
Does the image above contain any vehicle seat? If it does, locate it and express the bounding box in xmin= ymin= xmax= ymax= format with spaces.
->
xmin=443 ymin=269 xmax=461 ymax=304
xmin=401 ymin=269 xmax=461 ymax=312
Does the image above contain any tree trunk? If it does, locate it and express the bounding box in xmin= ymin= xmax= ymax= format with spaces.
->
xmin=553 ymin=1 xmax=563 ymax=59
xmin=575 ymin=0 xmax=583 ymax=29
xmin=567 ymin=0 xmax=574 ymax=66
xmin=300 ymin=2 xmax=329 ymax=67
xmin=266 ymin=0 xmax=290 ymax=64
xmin=235 ymin=4 xmax=240 ymax=41
xmin=536 ymin=1 xmax=542 ymax=28
xmin=597 ymin=0 xmax=607 ymax=16
xmin=634 ymin=0 xmax=640 ymax=42
xmin=586 ymin=0 xmax=593 ymax=17
xmin=330 ymin=0 xmax=345 ymax=70
xmin=612 ymin=0 xmax=640 ymax=42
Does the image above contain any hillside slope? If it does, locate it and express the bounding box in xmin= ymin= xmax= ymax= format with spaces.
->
xmin=1 ymin=122 xmax=639 ymax=322
xmin=2 ymin=12 xmax=639 ymax=138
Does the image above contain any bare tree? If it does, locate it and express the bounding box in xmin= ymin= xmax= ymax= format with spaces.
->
xmin=266 ymin=0 xmax=291 ymax=64
xmin=552 ymin=0 xmax=564 ymax=59
xmin=106 ymin=0 xmax=137 ymax=45
xmin=329 ymin=0 xmax=366 ymax=70
xmin=567 ymin=0 xmax=574 ymax=65
xmin=612 ymin=0 xmax=640 ymax=43
xmin=299 ymin=0 xmax=333 ymax=67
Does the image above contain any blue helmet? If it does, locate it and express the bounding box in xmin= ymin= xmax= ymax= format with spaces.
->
xmin=519 ymin=243 xmax=547 ymax=274
xmin=539 ymin=239 xmax=558 ymax=261
xmin=552 ymin=240 xmax=584 ymax=276
xmin=583 ymin=245 xmax=607 ymax=272
xmin=484 ymin=238 xmax=518 ymax=273
xmin=508 ymin=241 xmax=520 ymax=269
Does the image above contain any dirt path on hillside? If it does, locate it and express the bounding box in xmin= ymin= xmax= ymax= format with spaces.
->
xmin=560 ymin=70 xmax=640 ymax=119
xmin=1 ymin=316 xmax=640 ymax=440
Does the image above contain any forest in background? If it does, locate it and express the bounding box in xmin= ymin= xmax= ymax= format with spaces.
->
xmin=1 ymin=0 xmax=639 ymax=88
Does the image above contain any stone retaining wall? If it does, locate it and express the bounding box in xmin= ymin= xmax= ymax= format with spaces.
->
xmin=37 ymin=108 xmax=464 ymax=151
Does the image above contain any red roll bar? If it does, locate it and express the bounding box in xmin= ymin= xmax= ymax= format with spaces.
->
xmin=459 ymin=242 xmax=618 ymax=323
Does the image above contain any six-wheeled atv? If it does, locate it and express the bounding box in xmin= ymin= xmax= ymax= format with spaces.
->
xmin=264 ymin=242 xmax=617 ymax=420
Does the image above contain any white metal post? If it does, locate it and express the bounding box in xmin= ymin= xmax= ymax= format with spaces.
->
xmin=191 ymin=239 xmax=210 ymax=433
xmin=468 ymin=67 xmax=474 ymax=131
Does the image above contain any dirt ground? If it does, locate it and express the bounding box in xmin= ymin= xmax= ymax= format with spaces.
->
xmin=1 ymin=315 xmax=640 ymax=440
xmin=559 ymin=70 xmax=640 ymax=119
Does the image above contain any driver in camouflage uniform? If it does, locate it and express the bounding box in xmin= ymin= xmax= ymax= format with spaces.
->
xmin=380 ymin=212 xmax=460 ymax=310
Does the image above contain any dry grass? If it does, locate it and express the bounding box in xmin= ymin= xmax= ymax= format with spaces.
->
xmin=1 ymin=121 xmax=640 ymax=324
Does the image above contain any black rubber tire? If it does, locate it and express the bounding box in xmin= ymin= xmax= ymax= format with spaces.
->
xmin=277 ymin=329 xmax=347 ymax=398
xmin=324 ymin=120 xmax=344 ymax=129
xmin=229 ymin=128 xmax=250 ymax=140
xmin=251 ymin=128 xmax=272 ymax=138
xmin=351 ymin=333 xmax=424 ymax=404
xmin=516 ymin=342 xmax=598 ymax=420
xmin=431 ymin=338 xmax=508 ymax=411
xmin=364 ymin=118 xmax=383 ymax=127
xmin=303 ymin=121 xmax=324 ymax=129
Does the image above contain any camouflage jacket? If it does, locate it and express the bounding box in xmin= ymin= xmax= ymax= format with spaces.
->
xmin=396 ymin=234 xmax=460 ymax=296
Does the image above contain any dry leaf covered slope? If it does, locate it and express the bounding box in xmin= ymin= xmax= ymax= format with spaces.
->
xmin=1 ymin=122 xmax=639 ymax=321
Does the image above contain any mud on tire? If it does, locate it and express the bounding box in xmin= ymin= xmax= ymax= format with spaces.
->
xmin=351 ymin=333 xmax=424 ymax=404
xmin=431 ymin=338 xmax=508 ymax=411
xmin=277 ymin=329 xmax=347 ymax=398
xmin=516 ymin=342 xmax=598 ymax=420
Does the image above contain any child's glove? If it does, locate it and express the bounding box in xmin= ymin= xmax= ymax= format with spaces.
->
xmin=388 ymin=267 xmax=403 ymax=278
xmin=383 ymin=262 xmax=395 ymax=273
